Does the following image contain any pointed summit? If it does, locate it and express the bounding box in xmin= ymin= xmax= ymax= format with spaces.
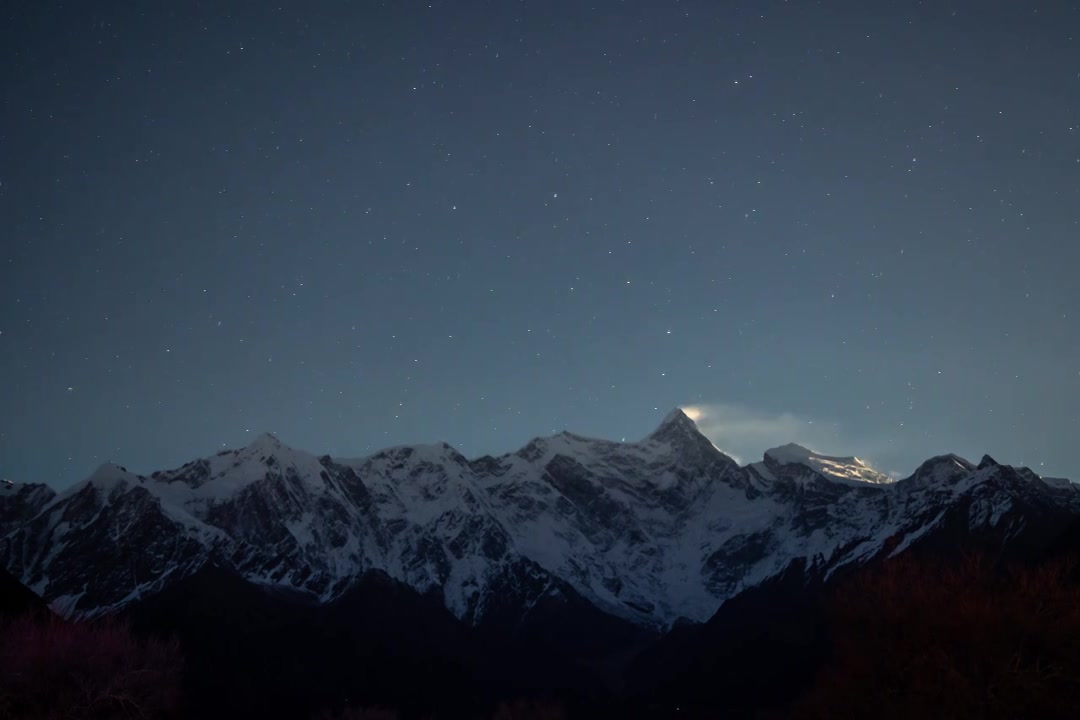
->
xmin=89 ymin=461 xmax=126 ymax=477
xmin=58 ymin=461 xmax=137 ymax=501
xmin=911 ymin=453 xmax=980 ymax=474
xmin=244 ymin=432 xmax=287 ymax=456
xmin=764 ymin=443 xmax=816 ymax=465
xmin=653 ymin=407 xmax=700 ymax=434
xmin=647 ymin=408 xmax=713 ymax=447
xmin=909 ymin=453 xmax=976 ymax=485
xmin=86 ymin=462 xmax=132 ymax=486
xmin=647 ymin=408 xmax=705 ymax=443
xmin=253 ymin=431 xmax=281 ymax=443
xmin=640 ymin=407 xmax=739 ymax=473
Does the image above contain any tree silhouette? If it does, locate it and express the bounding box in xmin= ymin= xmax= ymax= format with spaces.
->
xmin=0 ymin=614 xmax=181 ymax=720
xmin=790 ymin=553 xmax=1080 ymax=720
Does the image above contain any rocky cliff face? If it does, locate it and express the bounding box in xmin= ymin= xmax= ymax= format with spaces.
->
xmin=2 ymin=409 xmax=1077 ymax=626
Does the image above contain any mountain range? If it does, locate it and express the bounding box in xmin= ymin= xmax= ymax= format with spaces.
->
xmin=2 ymin=408 xmax=1077 ymax=627
xmin=3 ymin=408 xmax=1079 ymax=717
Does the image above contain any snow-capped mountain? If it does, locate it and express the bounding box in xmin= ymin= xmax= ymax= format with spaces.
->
xmin=1 ymin=409 xmax=1077 ymax=626
xmin=755 ymin=443 xmax=894 ymax=485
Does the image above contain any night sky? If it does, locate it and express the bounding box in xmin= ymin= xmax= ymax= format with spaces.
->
xmin=2 ymin=0 xmax=1078 ymax=489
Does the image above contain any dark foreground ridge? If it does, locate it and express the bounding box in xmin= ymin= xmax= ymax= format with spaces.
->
xmin=4 ymin=545 xmax=1080 ymax=719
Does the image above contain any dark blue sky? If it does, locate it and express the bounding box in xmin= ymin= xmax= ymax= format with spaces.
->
xmin=2 ymin=0 xmax=1078 ymax=488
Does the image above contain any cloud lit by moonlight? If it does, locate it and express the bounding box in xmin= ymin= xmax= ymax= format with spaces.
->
xmin=677 ymin=402 xmax=887 ymax=471
xmin=680 ymin=405 xmax=705 ymax=423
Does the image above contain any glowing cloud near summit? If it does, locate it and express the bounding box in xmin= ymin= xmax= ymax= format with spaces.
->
xmin=680 ymin=406 xmax=705 ymax=422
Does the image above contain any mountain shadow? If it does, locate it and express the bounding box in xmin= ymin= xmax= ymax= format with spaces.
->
xmin=124 ymin=564 xmax=480 ymax=720
xmin=0 ymin=567 xmax=48 ymax=619
xmin=622 ymin=558 xmax=829 ymax=720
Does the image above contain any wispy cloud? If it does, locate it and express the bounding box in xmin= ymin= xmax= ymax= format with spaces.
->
xmin=680 ymin=402 xmax=889 ymax=469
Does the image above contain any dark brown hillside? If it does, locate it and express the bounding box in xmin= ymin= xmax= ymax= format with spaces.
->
xmin=789 ymin=553 xmax=1080 ymax=720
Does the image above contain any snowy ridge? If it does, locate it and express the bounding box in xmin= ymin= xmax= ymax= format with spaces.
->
xmin=763 ymin=443 xmax=894 ymax=485
xmin=1 ymin=409 xmax=1078 ymax=627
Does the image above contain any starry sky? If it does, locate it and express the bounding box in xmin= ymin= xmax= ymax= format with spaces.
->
xmin=1 ymin=0 xmax=1078 ymax=489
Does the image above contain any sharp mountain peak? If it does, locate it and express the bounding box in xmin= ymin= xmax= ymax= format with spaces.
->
xmin=245 ymin=432 xmax=287 ymax=452
xmin=647 ymin=407 xmax=707 ymax=440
